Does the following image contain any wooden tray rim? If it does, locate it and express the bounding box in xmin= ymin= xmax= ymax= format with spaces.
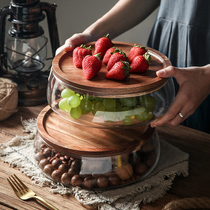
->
xmin=52 ymin=41 xmax=171 ymax=97
xmin=36 ymin=105 xmax=155 ymax=157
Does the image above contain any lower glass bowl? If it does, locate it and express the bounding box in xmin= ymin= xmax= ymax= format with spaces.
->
xmin=33 ymin=106 xmax=160 ymax=190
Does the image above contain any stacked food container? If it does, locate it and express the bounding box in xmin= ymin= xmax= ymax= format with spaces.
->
xmin=33 ymin=42 xmax=175 ymax=189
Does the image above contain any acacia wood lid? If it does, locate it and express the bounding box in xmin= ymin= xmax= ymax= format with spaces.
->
xmin=37 ymin=105 xmax=155 ymax=157
xmin=52 ymin=41 xmax=171 ymax=97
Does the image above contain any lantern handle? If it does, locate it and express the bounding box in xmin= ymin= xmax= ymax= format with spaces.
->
xmin=0 ymin=6 xmax=12 ymax=75
xmin=41 ymin=2 xmax=60 ymax=57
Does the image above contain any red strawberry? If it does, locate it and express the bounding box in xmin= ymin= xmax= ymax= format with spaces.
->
xmin=102 ymin=46 xmax=116 ymax=65
xmin=94 ymin=34 xmax=113 ymax=58
xmin=106 ymin=61 xmax=130 ymax=80
xmin=128 ymin=44 xmax=148 ymax=63
xmin=73 ymin=44 xmax=92 ymax=68
xmin=130 ymin=53 xmax=151 ymax=73
xmin=82 ymin=53 xmax=102 ymax=79
xmin=107 ymin=49 xmax=127 ymax=71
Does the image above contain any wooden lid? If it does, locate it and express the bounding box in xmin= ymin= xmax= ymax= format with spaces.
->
xmin=52 ymin=41 xmax=171 ymax=97
xmin=37 ymin=105 xmax=155 ymax=157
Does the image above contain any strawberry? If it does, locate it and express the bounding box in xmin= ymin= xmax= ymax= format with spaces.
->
xmin=82 ymin=53 xmax=102 ymax=79
xmin=94 ymin=34 xmax=113 ymax=59
xmin=130 ymin=52 xmax=151 ymax=73
xmin=106 ymin=61 xmax=130 ymax=80
xmin=107 ymin=49 xmax=128 ymax=71
xmin=102 ymin=46 xmax=116 ymax=65
xmin=73 ymin=44 xmax=92 ymax=68
xmin=128 ymin=44 xmax=148 ymax=63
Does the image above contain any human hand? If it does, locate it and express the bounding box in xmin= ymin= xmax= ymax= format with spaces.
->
xmin=151 ymin=65 xmax=210 ymax=128
xmin=55 ymin=33 xmax=94 ymax=55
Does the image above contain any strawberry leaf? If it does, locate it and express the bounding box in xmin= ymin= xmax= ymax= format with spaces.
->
xmin=143 ymin=52 xmax=152 ymax=63
xmin=121 ymin=61 xmax=131 ymax=79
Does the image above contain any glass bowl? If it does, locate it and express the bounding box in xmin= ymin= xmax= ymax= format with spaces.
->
xmin=34 ymin=105 xmax=160 ymax=190
xmin=47 ymin=41 xmax=175 ymax=129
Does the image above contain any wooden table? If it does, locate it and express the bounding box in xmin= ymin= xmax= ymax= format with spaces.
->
xmin=0 ymin=104 xmax=210 ymax=210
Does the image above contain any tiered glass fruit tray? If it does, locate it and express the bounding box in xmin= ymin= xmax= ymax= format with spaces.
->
xmin=34 ymin=42 xmax=175 ymax=190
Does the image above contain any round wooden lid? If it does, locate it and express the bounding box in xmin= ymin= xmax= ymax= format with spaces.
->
xmin=37 ymin=105 xmax=155 ymax=157
xmin=52 ymin=41 xmax=171 ymax=97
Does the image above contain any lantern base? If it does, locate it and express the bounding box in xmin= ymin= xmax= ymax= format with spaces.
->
xmin=12 ymin=71 xmax=48 ymax=106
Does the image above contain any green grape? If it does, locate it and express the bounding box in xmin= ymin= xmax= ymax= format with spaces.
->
xmin=85 ymin=94 xmax=94 ymax=101
xmin=94 ymin=97 xmax=104 ymax=102
xmin=80 ymin=98 xmax=92 ymax=114
xmin=120 ymin=106 xmax=130 ymax=111
xmin=115 ymin=102 xmax=122 ymax=111
xmin=135 ymin=110 xmax=153 ymax=121
xmin=139 ymin=94 xmax=157 ymax=112
xmin=121 ymin=116 xmax=133 ymax=125
xmin=103 ymin=98 xmax=116 ymax=111
xmin=58 ymin=98 xmax=71 ymax=113
xmin=120 ymin=97 xmax=137 ymax=108
xmin=61 ymin=88 xmax=75 ymax=98
xmin=91 ymin=100 xmax=98 ymax=110
xmin=70 ymin=106 xmax=82 ymax=119
xmin=93 ymin=101 xmax=105 ymax=116
xmin=68 ymin=94 xmax=81 ymax=108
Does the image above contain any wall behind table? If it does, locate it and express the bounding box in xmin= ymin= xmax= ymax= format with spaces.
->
xmin=0 ymin=0 xmax=158 ymax=51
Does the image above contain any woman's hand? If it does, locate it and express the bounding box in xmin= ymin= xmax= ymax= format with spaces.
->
xmin=151 ymin=65 xmax=210 ymax=128
xmin=55 ymin=33 xmax=94 ymax=55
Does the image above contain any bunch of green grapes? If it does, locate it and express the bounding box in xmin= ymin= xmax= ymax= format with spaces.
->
xmin=59 ymin=88 xmax=82 ymax=119
xmin=58 ymin=88 xmax=157 ymax=124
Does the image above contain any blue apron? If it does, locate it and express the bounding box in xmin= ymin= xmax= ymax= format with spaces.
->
xmin=147 ymin=0 xmax=210 ymax=133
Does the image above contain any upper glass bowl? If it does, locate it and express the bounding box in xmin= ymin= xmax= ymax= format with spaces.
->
xmin=47 ymin=41 xmax=175 ymax=129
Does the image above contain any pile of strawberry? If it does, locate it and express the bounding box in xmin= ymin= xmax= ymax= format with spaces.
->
xmin=72 ymin=34 xmax=151 ymax=80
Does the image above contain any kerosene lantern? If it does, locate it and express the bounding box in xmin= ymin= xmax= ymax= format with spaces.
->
xmin=0 ymin=0 xmax=60 ymax=105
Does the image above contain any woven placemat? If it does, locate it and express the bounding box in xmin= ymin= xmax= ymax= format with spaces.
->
xmin=0 ymin=118 xmax=189 ymax=210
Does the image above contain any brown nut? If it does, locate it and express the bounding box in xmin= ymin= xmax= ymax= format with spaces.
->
xmin=109 ymin=174 xmax=120 ymax=186
xmin=39 ymin=158 xmax=50 ymax=169
xmin=43 ymin=147 xmax=52 ymax=157
xmin=97 ymin=176 xmax=109 ymax=188
xmin=114 ymin=163 xmax=133 ymax=180
xmin=43 ymin=164 xmax=55 ymax=176
xmin=71 ymin=159 xmax=81 ymax=169
xmin=61 ymin=172 xmax=72 ymax=185
xmin=51 ymin=169 xmax=62 ymax=182
xmin=71 ymin=175 xmax=83 ymax=187
xmin=135 ymin=162 xmax=147 ymax=175
xmin=58 ymin=163 xmax=69 ymax=173
xmin=51 ymin=158 xmax=62 ymax=168
xmin=68 ymin=167 xmax=79 ymax=175
xmin=83 ymin=176 xmax=96 ymax=189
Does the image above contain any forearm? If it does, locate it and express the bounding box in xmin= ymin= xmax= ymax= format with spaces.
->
xmin=202 ymin=64 xmax=210 ymax=95
xmin=83 ymin=0 xmax=160 ymax=40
